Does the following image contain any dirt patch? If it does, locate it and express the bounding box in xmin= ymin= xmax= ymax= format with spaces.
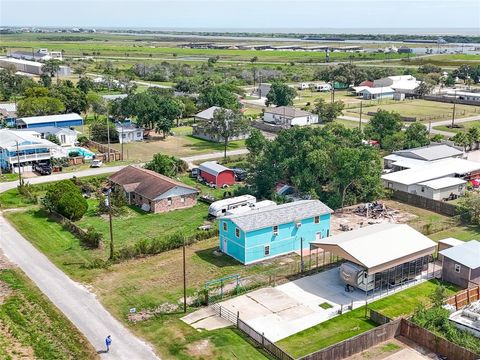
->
xmin=346 ymin=337 xmax=436 ymax=360
xmin=0 ymin=321 xmax=37 ymax=359
xmin=331 ymin=202 xmax=417 ymax=235
xmin=185 ymin=339 xmax=214 ymax=358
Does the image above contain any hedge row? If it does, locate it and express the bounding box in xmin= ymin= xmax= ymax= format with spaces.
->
xmin=51 ymin=212 xmax=102 ymax=248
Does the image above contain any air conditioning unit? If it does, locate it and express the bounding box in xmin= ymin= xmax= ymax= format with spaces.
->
xmin=295 ymin=221 xmax=302 ymax=228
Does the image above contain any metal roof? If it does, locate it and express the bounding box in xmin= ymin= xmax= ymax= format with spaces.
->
xmin=440 ymin=240 xmax=480 ymax=269
xmin=438 ymin=237 xmax=464 ymax=247
xmin=361 ymin=87 xmax=394 ymax=95
xmin=381 ymin=158 xmax=480 ymax=186
xmin=198 ymin=161 xmax=232 ymax=177
xmin=394 ymin=144 xmax=463 ymax=161
xmin=17 ymin=126 xmax=77 ymax=136
xmin=264 ymin=106 xmax=313 ymax=118
xmin=102 ymin=94 xmax=128 ymax=101
xmin=17 ymin=113 xmax=83 ymax=125
xmin=311 ymin=223 xmax=436 ymax=273
xmin=418 ymin=177 xmax=466 ymax=190
xmin=195 ymin=106 xmax=225 ymax=120
xmin=0 ymin=129 xmax=58 ymax=150
xmin=0 ymin=103 xmax=17 ymax=112
xmin=224 ymin=200 xmax=333 ymax=232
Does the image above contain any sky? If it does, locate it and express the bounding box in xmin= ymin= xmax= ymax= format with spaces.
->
xmin=1 ymin=0 xmax=479 ymax=32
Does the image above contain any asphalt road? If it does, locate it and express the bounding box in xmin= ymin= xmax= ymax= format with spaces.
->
xmin=0 ymin=148 xmax=250 ymax=359
xmin=0 ymin=215 xmax=159 ymax=359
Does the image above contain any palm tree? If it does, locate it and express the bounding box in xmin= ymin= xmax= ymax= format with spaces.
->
xmin=468 ymin=127 xmax=480 ymax=150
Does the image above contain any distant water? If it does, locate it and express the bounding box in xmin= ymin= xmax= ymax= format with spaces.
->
xmin=94 ymin=27 xmax=479 ymax=36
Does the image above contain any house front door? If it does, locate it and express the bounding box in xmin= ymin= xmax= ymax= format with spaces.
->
xmin=316 ymin=232 xmax=322 ymax=241
xmin=222 ymin=238 xmax=227 ymax=253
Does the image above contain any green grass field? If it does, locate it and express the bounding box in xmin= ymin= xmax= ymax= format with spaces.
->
xmin=434 ymin=120 xmax=480 ymax=134
xmin=0 ymin=268 xmax=98 ymax=359
xmin=111 ymin=134 xmax=245 ymax=161
xmin=0 ymin=33 xmax=411 ymax=63
xmin=277 ymin=280 xmax=457 ymax=358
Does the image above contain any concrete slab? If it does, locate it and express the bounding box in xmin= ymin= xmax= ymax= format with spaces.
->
xmin=220 ymin=293 xmax=272 ymax=321
xmin=193 ymin=316 xmax=233 ymax=331
xmin=181 ymin=306 xmax=216 ymax=325
xmin=247 ymin=287 xmax=299 ymax=313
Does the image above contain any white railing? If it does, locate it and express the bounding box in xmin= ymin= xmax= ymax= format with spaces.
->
xmin=7 ymin=153 xmax=51 ymax=164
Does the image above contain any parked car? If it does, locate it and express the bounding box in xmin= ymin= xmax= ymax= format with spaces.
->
xmin=90 ymin=159 xmax=103 ymax=168
xmin=34 ymin=163 xmax=52 ymax=175
xmin=232 ymin=168 xmax=247 ymax=181
xmin=190 ymin=167 xmax=200 ymax=178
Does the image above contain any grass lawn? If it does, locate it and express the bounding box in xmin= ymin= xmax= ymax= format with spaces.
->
xmin=0 ymin=173 xmax=18 ymax=183
xmin=0 ymin=268 xmax=98 ymax=359
xmin=428 ymin=225 xmax=480 ymax=242
xmin=111 ymin=134 xmax=246 ymax=161
xmin=345 ymin=99 xmax=479 ymax=122
xmin=434 ymin=120 xmax=480 ymax=135
xmin=276 ymin=280 xmax=457 ymax=358
xmin=334 ymin=118 xmax=362 ymax=129
xmin=0 ymin=189 xmax=38 ymax=209
xmin=76 ymin=200 xmax=211 ymax=250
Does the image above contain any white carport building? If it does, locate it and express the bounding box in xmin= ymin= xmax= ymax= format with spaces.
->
xmin=310 ymin=223 xmax=437 ymax=292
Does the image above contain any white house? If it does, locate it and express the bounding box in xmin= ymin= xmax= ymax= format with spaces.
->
xmin=381 ymin=158 xmax=480 ymax=199
xmin=373 ymin=75 xmax=420 ymax=95
xmin=116 ymin=123 xmax=144 ymax=144
xmin=384 ymin=144 xmax=464 ymax=170
xmin=0 ymin=129 xmax=59 ymax=172
xmin=263 ymin=106 xmax=318 ymax=127
xmin=17 ymin=126 xmax=78 ymax=147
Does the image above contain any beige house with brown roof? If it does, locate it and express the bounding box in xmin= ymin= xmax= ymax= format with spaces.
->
xmin=109 ymin=166 xmax=199 ymax=213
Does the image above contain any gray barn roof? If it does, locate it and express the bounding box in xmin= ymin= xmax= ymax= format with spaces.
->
xmin=224 ymin=200 xmax=333 ymax=232
xmin=439 ymin=240 xmax=480 ymax=269
xmin=394 ymin=144 xmax=463 ymax=161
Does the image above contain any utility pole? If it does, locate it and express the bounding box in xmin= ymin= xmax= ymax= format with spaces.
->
xmin=451 ymin=90 xmax=457 ymax=128
xmin=120 ymin=123 xmax=124 ymax=161
xmin=183 ymin=238 xmax=187 ymax=313
xmin=107 ymin=190 xmax=114 ymax=260
xmin=15 ymin=141 xmax=22 ymax=185
xmin=359 ymin=101 xmax=363 ymax=130
xmin=106 ymin=110 xmax=111 ymax=162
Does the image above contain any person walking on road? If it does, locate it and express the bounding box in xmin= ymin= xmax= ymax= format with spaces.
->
xmin=105 ymin=335 xmax=112 ymax=352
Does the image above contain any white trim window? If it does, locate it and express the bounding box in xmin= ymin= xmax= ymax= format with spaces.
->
xmin=167 ymin=197 xmax=172 ymax=206
xmin=235 ymin=227 xmax=240 ymax=238
xmin=314 ymin=216 xmax=320 ymax=224
xmin=264 ymin=245 xmax=270 ymax=256
xmin=222 ymin=222 xmax=228 ymax=232
xmin=454 ymin=264 xmax=461 ymax=273
xmin=273 ymin=225 xmax=279 ymax=236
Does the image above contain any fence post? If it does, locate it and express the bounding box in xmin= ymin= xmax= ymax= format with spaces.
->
xmin=261 ymin=332 xmax=265 ymax=348
xmin=219 ymin=306 xmax=222 ymax=318
xmin=236 ymin=311 xmax=239 ymax=328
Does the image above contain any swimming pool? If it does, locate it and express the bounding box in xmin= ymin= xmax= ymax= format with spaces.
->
xmin=69 ymin=147 xmax=95 ymax=160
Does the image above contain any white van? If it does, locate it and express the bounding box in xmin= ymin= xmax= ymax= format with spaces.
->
xmin=208 ymin=195 xmax=257 ymax=218
xmin=315 ymin=83 xmax=332 ymax=92
xmin=298 ymin=82 xmax=310 ymax=90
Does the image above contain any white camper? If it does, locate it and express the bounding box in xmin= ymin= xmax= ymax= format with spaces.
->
xmin=208 ymin=195 xmax=256 ymax=218
xmin=315 ymin=83 xmax=332 ymax=92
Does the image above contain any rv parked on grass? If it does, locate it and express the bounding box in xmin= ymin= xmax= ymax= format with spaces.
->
xmin=315 ymin=83 xmax=332 ymax=92
xmin=208 ymin=195 xmax=256 ymax=218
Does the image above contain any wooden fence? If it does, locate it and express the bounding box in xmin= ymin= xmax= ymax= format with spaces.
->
xmin=391 ymin=190 xmax=457 ymax=217
xmin=237 ymin=318 xmax=295 ymax=360
xmin=368 ymin=309 xmax=391 ymax=325
xmin=299 ymin=320 xmax=402 ymax=360
xmin=445 ymin=285 xmax=480 ymax=310
xmin=87 ymin=140 xmax=123 ymax=161
xmin=400 ymin=319 xmax=479 ymax=360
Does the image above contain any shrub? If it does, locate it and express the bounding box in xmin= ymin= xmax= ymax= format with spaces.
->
xmin=68 ymin=151 xmax=80 ymax=158
xmin=43 ymin=180 xmax=87 ymax=220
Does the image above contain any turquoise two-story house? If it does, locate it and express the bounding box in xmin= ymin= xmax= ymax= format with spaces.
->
xmin=219 ymin=200 xmax=333 ymax=265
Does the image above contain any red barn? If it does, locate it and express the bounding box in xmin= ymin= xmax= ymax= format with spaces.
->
xmin=199 ymin=161 xmax=235 ymax=187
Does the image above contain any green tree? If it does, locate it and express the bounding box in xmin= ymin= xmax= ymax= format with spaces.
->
xmin=42 ymin=180 xmax=88 ymax=220
xmin=46 ymin=134 xmax=60 ymax=145
xmin=457 ymin=193 xmax=480 ymax=224
xmin=245 ymin=128 xmax=267 ymax=163
xmin=17 ymin=97 xmax=65 ymax=117
xmin=382 ymin=132 xmax=406 ymax=152
xmin=41 ymin=59 xmax=61 ymax=78
xmin=199 ymin=83 xmax=240 ymax=110
xmin=467 ymin=126 xmax=480 ymax=150
xmin=266 ymin=82 xmax=297 ymax=106
xmin=415 ymin=82 xmax=434 ymax=96
xmin=89 ymin=120 xmax=119 ymax=143
xmin=405 ymin=122 xmax=430 ymax=149
xmin=364 ymin=110 xmax=403 ymax=147
xmin=51 ymin=83 xmax=88 ymax=114
xmin=203 ymin=108 xmax=249 ymax=159
xmin=451 ymin=132 xmax=470 ymax=151
xmin=144 ymin=154 xmax=188 ymax=177
xmin=77 ymin=77 xmax=94 ymax=93
xmin=313 ymin=98 xmax=345 ymax=123
xmin=39 ymin=73 xmax=52 ymax=88
xmin=86 ymin=91 xmax=107 ymax=120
